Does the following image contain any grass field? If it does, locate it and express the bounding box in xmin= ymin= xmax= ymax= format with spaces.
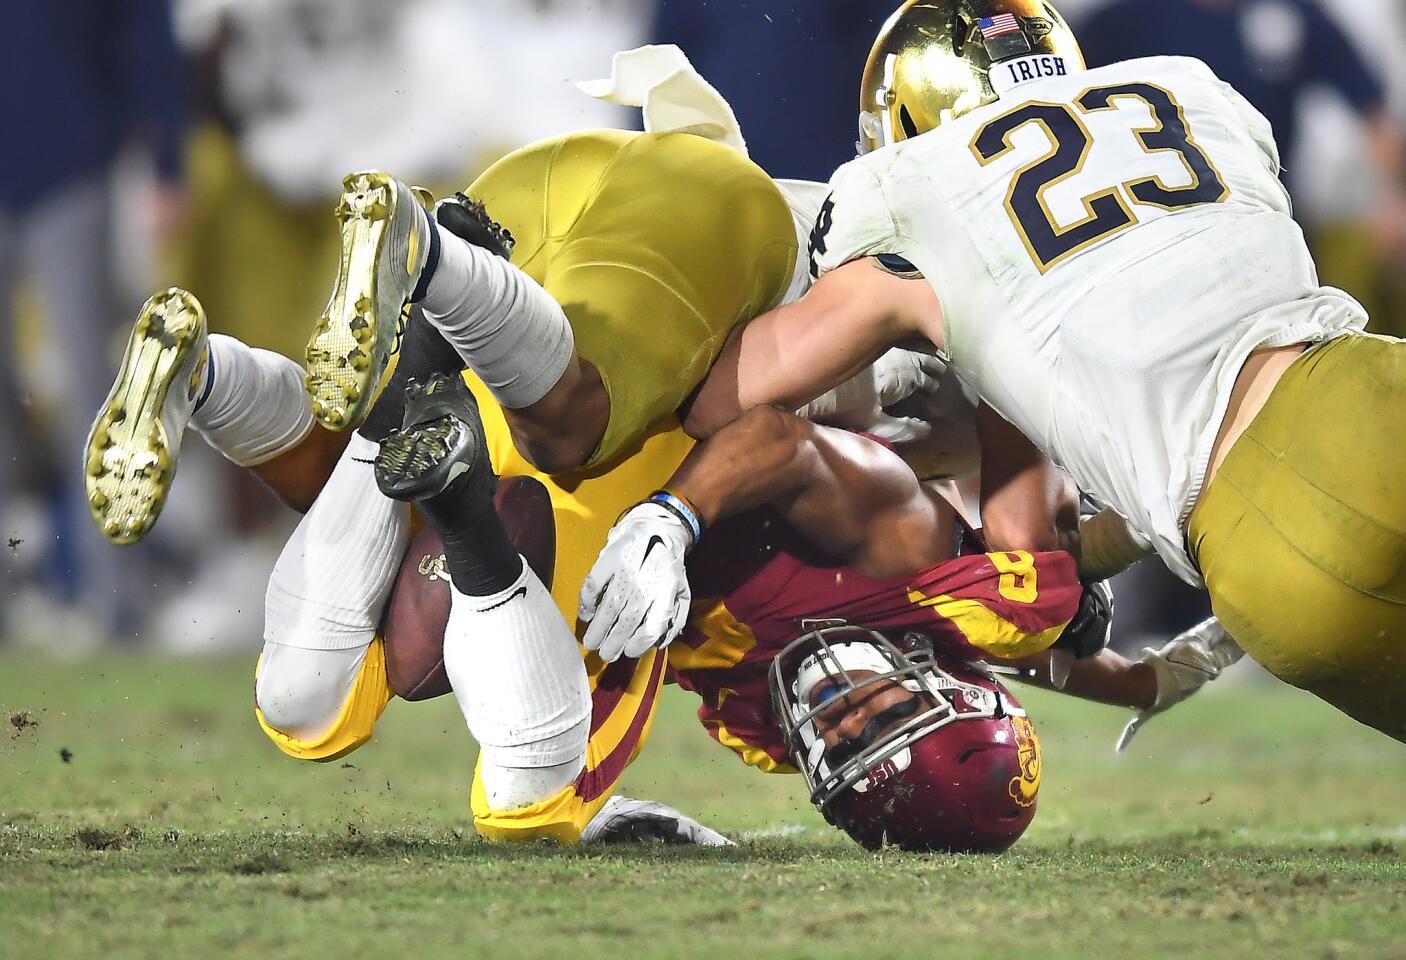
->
xmin=2 ymin=654 xmax=1404 ymax=960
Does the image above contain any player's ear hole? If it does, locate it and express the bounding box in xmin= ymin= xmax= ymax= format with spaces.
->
xmin=899 ymin=105 xmax=920 ymax=139
xmin=952 ymin=14 xmax=969 ymax=56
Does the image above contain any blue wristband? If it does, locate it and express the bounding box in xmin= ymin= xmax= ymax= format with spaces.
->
xmin=648 ymin=490 xmax=703 ymax=546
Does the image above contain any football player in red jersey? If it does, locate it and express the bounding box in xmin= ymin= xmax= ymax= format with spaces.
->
xmin=377 ymin=375 xmax=1239 ymax=851
xmin=568 ymin=403 xmax=1240 ymax=850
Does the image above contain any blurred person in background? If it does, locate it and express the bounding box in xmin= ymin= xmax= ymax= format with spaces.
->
xmin=1077 ymin=0 xmax=1406 ymax=333
xmin=0 ymin=0 xmax=186 ymax=643
xmin=650 ymin=0 xmax=898 ymax=181
xmin=1069 ymin=0 xmax=1406 ymax=649
xmin=174 ymin=0 xmax=646 ymax=361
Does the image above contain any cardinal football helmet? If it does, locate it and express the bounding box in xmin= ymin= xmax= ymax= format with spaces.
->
xmin=770 ymin=622 xmax=1041 ymax=852
xmin=857 ymin=0 xmax=1084 ymax=154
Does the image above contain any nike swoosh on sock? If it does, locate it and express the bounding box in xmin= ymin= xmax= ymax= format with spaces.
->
xmin=478 ymin=584 xmax=528 ymax=613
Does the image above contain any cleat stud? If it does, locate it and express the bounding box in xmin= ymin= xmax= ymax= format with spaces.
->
xmin=103 ymin=519 xmax=121 ymax=537
xmin=89 ymin=490 xmax=109 ymax=511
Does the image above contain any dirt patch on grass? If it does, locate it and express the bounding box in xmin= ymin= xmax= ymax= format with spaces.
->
xmin=75 ymin=825 xmax=141 ymax=851
xmin=8 ymin=711 xmax=38 ymax=738
xmin=230 ymin=852 xmax=290 ymax=875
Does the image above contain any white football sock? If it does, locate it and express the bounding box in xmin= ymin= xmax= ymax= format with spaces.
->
xmin=419 ymin=226 xmax=574 ymax=409
xmin=442 ymin=560 xmax=591 ymax=809
xmin=192 ymin=334 xmax=315 ymax=466
xmin=263 ymin=433 xmax=410 ymax=651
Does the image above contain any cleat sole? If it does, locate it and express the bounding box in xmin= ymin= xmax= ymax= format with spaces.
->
xmin=305 ymin=171 xmax=399 ymax=431
xmin=84 ymin=288 xmax=205 ymax=545
xmin=374 ymin=415 xmax=467 ymax=502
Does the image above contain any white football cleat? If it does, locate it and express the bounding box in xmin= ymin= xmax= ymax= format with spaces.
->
xmin=1116 ymin=617 xmax=1245 ymax=751
xmin=84 ymin=287 xmax=208 ymax=544
xmin=580 ymin=795 xmax=735 ymax=846
xmin=305 ymin=172 xmax=433 ymax=430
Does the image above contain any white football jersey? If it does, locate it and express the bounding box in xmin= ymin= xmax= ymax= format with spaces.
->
xmin=810 ymin=55 xmax=1367 ymax=583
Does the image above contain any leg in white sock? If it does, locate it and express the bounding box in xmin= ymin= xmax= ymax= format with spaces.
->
xmin=193 ymin=334 xmax=315 ymax=466
xmin=261 ymin=433 xmax=409 ymax=737
xmin=442 ymin=560 xmax=592 ymax=810
xmin=419 ymin=226 xmax=575 ymax=410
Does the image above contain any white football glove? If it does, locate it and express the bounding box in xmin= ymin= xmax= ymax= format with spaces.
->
xmin=580 ymin=795 xmax=734 ymax=846
xmin=1116 ymin=617 xmax=1245 ymax=752
xmin=578 ymin=502 xmax=692 ymax=663
xmin=795 ymin=348 xmax=946 ymax=437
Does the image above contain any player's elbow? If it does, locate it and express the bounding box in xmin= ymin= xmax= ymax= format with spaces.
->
xmin=738 ymin=405 xmax=815 ymax=459
xmin=982 ymin=467 xmax=1081 ymax=556
xmin=981 ymin=510 xmax=1063 ymax=554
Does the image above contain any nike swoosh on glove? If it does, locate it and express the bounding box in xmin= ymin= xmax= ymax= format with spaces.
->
xmin=580 ymin=795 xmax=734 ymax=846
xmin=578 ymin=502 xmax=692 ymax=662
xmin=1116 ymin=616 xmax=1245 ymax=752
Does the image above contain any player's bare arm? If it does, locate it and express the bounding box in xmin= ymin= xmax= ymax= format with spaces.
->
xmin=665 ymin=406 xmax=952 ymax=579
xmin=685 ymin=259 xmax=943 ymax=438
xmin=974 ymin=403 xmax=1081 ymax=559
xmin=686 ymin=259 xmax=1078 ymax=559
xmin=581 ymin=398 xmax=1089 ymax=661
xmin=578 ymin=404 xmax=960 ymax=662
xmin=1004 ymin=617 xmax=1243 ymax=751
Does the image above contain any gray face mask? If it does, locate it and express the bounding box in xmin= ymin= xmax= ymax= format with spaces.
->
xmin=769 ymin=623 xmax=1001 ymax=813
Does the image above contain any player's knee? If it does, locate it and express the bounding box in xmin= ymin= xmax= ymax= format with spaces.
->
xmin=254 ymin=664 xmax=346 ymax=740
xmin=507 ymin=363 xmax=609 ymax=472
xmin=254 ymin=643 xmax=380 ymax=762
xmin=519 ymin=431 xmax=593 ymax=474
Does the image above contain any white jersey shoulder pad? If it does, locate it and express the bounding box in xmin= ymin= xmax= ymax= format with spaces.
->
xmin=807 ymin=157 xmax=901 ymax=279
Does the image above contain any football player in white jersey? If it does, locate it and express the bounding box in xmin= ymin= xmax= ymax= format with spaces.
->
xmin=651 ymin=0 xmax=1405 ymax=744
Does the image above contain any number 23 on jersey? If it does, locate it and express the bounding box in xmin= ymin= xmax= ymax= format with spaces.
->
xmin=970 ymin=82 xmax=1229 ymax=273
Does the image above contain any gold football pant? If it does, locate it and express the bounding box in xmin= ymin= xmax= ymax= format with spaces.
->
xmin=465 ymin=128 xmax=797 ymax=467
xmin=256 ymin=374 xmax=692 ymax=840
xmin=1189 ymin=333 xmax=1406 ymax=742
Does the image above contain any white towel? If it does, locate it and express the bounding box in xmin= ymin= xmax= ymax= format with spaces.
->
xmin=577 ymin=44 xmax=830 ymax=306
xmin=576 ymin=44 xmax=748 ymax=156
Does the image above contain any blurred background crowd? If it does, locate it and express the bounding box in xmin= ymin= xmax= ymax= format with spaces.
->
xmin=3 ymin=0 xmax=1404 ymax=655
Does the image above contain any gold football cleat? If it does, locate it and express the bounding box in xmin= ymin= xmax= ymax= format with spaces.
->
xmin=305 ymin=171 xmax=433 ymax=430
xmin=84 ymin=287 xmax=208 ymax=545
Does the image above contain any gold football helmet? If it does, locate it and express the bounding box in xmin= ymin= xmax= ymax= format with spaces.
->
xmin=857 ymin=0 xmax=1085 ymax=154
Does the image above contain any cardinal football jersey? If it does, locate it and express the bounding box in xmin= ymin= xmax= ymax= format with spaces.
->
xmin=667 ymin=504 xmax=1081 ymax=773
xmin=809 ymin=56 xmax=1367 ymax=583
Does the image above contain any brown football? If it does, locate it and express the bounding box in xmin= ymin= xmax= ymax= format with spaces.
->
xmin=383 ymin=475 xmax=556 ymax=701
